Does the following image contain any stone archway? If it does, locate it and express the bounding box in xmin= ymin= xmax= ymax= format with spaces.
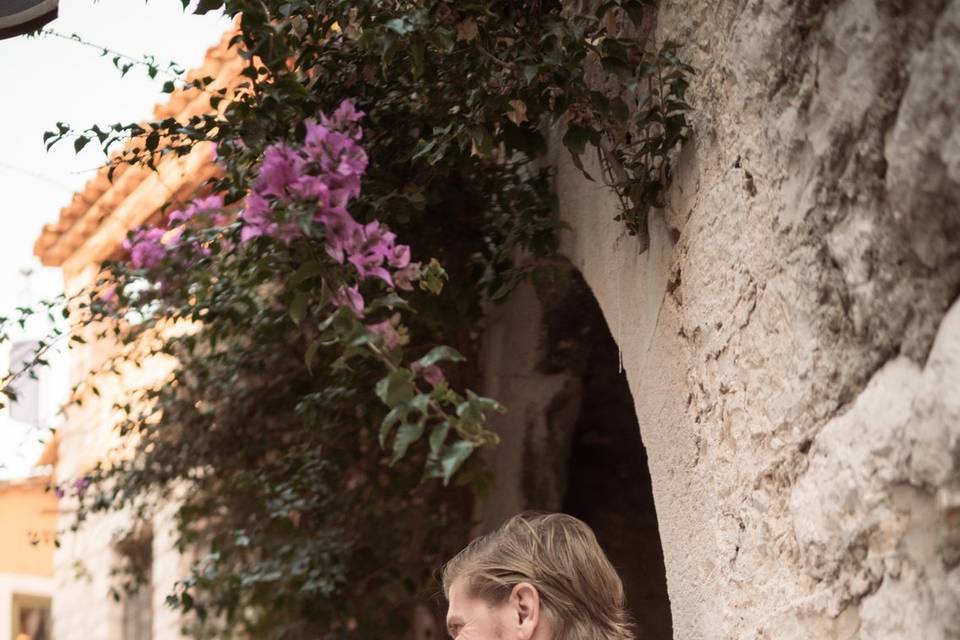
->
xmin=478 ymin=266 xmax=672 ymax=638
xmin=560 ymin=311 xmax=673 ymax=639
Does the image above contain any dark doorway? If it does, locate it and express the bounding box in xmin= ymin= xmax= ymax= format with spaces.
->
xmin=537 ymin=270 xmax=673 ymax=639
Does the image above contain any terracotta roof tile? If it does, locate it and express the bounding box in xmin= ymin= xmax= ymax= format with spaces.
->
xmin=35 ymin=26 xmax=241 ymax=269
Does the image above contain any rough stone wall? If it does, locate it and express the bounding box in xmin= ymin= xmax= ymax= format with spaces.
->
xmin=538 ymin=0 xmax=960 ymax=637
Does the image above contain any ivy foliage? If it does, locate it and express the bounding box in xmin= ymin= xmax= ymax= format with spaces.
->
xmin=50 ymin=1 xmax=693 ymax=638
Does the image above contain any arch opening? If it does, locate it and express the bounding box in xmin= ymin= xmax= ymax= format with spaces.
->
xmin=559 ymin=301 xmax=672 ymax=639
xmin=515 ymin=268 xmax=673 ymax=638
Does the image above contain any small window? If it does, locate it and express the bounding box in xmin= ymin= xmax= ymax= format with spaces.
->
xmin=8 ymin=340 xmax=41 ymax=427
xmin=115 ymin=529 xmax=154 ymax=640
xmin=12 ymin=593 xmax=51 ymax=640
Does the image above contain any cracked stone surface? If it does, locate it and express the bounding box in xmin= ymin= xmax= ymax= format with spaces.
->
xmin=542 ymin=0 xmax=960 ymax=637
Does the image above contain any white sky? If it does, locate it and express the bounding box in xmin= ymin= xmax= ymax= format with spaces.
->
xmin=0 ymin=0 xmax=230 ymax=478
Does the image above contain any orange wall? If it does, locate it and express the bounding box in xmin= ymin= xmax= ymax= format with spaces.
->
xmin=0 ymin=479 xmax=57 ymax=577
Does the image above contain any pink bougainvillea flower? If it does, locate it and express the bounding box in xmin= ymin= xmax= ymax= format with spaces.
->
xmin=191 ymin=194 xmax=225 ymax=214
xmin=387 ymin=244 xmax=411 ymax=269
xmin=321 ymin=99 xmax=365 ymax=136
xmin=348 ymin=252 xmax=393 ymax=287
xmin=334 ymin=141 xmax=368 ymax=183
xmin=368 ymin=315 xmax=405 ymax=350
xmin=392 ymin=262 xmax=421 ymax=291
xmin=319 ymin=207 xmax=360 ymax=262
xmin=241 ymin=192 xmax=270 ymax=225
xmin=235 ymin=100 xmax=413 ymax=289
xmin=168 ymin=208 xmax=190 ymax=225
xmin=166 ymin=225 xmax=186 ymax=246
xmin=422 ymin=364 xmax=445 ymax=386
xmin=255 ymin=143 xmax=305 ymax=200
xmin=240 ymin=226 xmax=263 ymax=244
xmin=331 ymin=284 xmax=365 ymax=317
xmin=290 ymin=174 xmax=331 ymax=203
xmin=358 ymin=221 xmax=396 ymax=259
xmin=99 ymin=285 xmax=117 ymax=305
xmin=168 ymin=194 xmax=224 ymax=225
xmin=240 ymin=193 xmax=274 ymax=243
xmin=73 ymin=477 xmax=91 ymax=497
xmin=124 ymin=227 xmax=167 ymax=269
xmin=303 ymin=119 xmax=332 ymax=158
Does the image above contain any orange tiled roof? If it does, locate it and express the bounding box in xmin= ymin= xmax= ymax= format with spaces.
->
xmin=34 ymin=27 xmax=243 ymax=269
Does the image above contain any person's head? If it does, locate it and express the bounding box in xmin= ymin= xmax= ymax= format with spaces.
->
xmin=442 ymin=512 xmax=634 ymax=640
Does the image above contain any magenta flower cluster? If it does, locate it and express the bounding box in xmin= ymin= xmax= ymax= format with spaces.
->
xmin=120 ymin=100 xmax=445 ymax=383
xmin=239 ymin=100 xmax=418 ymax=295
xmin=123 ymin=195 xmax=225 ymax=269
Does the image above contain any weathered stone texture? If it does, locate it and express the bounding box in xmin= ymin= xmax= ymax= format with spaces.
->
xmin=538 ymin=0 xmax=960 ymax=637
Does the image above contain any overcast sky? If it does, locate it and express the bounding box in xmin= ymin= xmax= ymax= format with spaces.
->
xmin=0 ymin=0 xmax=230 ymax=478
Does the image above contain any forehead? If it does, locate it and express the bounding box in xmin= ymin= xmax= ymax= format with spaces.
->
xmin=446 ymin=576 xmax=470 ymax=613
xmin=446 ymin=576 xmax=484 ymax=619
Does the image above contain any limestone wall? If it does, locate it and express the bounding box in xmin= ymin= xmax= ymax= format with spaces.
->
xmin=539 ymin=0 xmax=960 ymax=637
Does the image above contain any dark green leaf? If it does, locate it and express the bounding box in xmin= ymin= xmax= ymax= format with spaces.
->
xmin=441 ymin=441 xmax=475 ymax=484
xmin=416 ymin=346 xmax=464 ymax=368
xmin=194 ymin=0 xmax=223 ymax=15
xmin=375 ymin=369 xmax=415 ymax=408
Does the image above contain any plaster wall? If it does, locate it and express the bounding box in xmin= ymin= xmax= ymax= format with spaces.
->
xmin=0 ymin=480 xmax=57 ymax=577
xmin=524 ymin=0 xmax=960 ymax=637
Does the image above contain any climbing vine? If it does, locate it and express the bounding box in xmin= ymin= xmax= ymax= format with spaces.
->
xmin=44 ymin=1 xmax=693 ymax=637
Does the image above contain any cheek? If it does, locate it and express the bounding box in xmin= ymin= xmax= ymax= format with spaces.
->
xmin=491 ymin=604 xmax=515 ymax=639
xmin=461 ymin=606 xmax=511 ymax=640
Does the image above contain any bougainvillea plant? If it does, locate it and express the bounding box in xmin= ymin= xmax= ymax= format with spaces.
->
xmin=44 ymin=1 xmax=692 ymax=637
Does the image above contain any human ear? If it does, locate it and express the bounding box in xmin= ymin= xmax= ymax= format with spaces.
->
xmin=511 ymin=582 xmax=541 ymax=640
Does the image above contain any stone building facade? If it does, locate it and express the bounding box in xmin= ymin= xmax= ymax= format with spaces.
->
xmin=36 ymin=1 xmax=960 ymax=639
xmin=34 ymin=31 xmax=242 ymax=640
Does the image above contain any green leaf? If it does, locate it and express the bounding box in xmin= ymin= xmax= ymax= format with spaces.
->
xmin=145 ymin=130 xmax=160 ymax=152
xmin=523 ymin=65 xmax=540 ymax=85
xmin=392 ymin=422 xmax=425 ymax=464
xmin=385 ymin=18 xmax=412 ymax=36
xmin=73 ymin=136 xmax=89 ymax=153
xmin=424 ymin=29 xmax=454 ymax=52
xmin=365 ymin=293 xmax=410 ymax=313
xmin=429 ymin=421 xmax=450 ymax=457
xmin=194 ymin=0 xmax=223 ymax=15
xmin=304 ymin=339 xmax=321 ymax=375
xmin=416 ymin=346 xmax=465 ymax=369
xmin=410 ymin=38 xmax=426 ymax=78
xmin=610 ymin=98 xmax=630 ymax=126
xmin=289 ymin=292 xmax=309 ymax=325
xmin=290 ymin=260 xmax=324 ymax=287
xmin=379 ymin=405 xmax=407 ymax=447
xmin=375 ymin=369 xmax=414 ymax=408
xmin=419 ymin=258 xmax=447 ymax=295
xmin=441 ymin=441 xmax=475 ymax=484
xmin=569 ymin=150 xmax=594 ymax=181
xmin=562 ymin=125 xmax=591 ymax=156
xmin=456 ymin=390 xmax=504 ymax=429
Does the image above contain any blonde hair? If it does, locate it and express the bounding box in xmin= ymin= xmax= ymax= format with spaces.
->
xmin=442 ymin=512 xmax=635 ymax=640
